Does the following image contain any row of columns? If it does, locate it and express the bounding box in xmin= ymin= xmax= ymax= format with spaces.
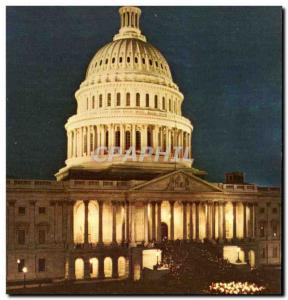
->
xmin=71 ymin=200 xmax=257 ymax=248
xmin=67 ymin=125 xmax=191 ymax=159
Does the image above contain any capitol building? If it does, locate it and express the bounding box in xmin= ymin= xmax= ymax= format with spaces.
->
xmin=7 ymin=6 xmax=281 ymax=283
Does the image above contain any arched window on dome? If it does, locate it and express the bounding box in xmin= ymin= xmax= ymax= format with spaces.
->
xmin=84 ymin=131 xmax=87 ymax=155
xmin=154 ymin=95 xmax=158 ymax=109
xmin=162 ymin=97 xmax=166 ymax=110
xmin=142 ymin=58 xmax=145 ymax=64
xmin=105 ymin=130 xmax=109 ymax=148
xmin=135 ymin=57 xmax=138 ymax=63
xmin=147 ymin=128 xmax=152 ymax=148
xmin=126 ymin=93 xmax=130 ymax=106
xmin=131 ymin=12 xmax=134 ymax=27
xmin=116 ymin=93 xmax=121 ymax=106
xmin=155 ymin=61 xmax=158 ymax=68
xmin=105 ymin=58 xmax=108 ymax=64
xmin=125 ymin=131 xmax=131 ymax=150
xmin=119 ymin=57 xmax=123 ymax=63
xmin=174 ymin=101 xmax=177 ymax=113
xmin=95 ymin=62 xmax=97 ymax=68
xmin=115 ymin=131 xmax=120 ymax=147
xmin=92 ymin=96 xmax=95 ymax=109
xmin=107 ymin=93 xmax=111 ymax=107
xmin=136 ymin=131 xmax=141 ymax=151
xmin=99 ymin=95 xmax=103 ymax=108
xmin=169 ymin=99 xmax=172 ymax=112
xmin=127 ymin=57 xmax=130 ymax=63
xmin=100 ymin=60 xmax=102 ymax=66
xmin=112 ymin=57 xmax=115 ymax=64
xmin=145 ymin=94 xmax=149 ymax=107
xmin=149 ymin=59 xmax=153 ymax=66
xmin=136 ymin=93 xmax=140 ymax=107
xmin=160 ymin=63 xmax=163 ymax=69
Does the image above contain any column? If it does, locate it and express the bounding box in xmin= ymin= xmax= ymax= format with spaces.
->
xmin=80 ymin=127 xmax=83 ymax=156
xmin=183 ymin=201 xmax=187 ymax=240
xmin=110 ymin=124 xmax=115 ymax=148
xmin=84 ymin=258 xmax=90 ymax=279
xmin=97 ymin=125 xmax=101 ymax=148
xmin=154 ymin=126 xmax=159 ymax=152
xmin=189 ymin=202 xmax=193 ymax=240
xmin=170 ymin=201 xmax=175 ymax=240
xmin=131 ymin=124 xmax=136 ymax=149
xmin=67 ymin=131 xmax=70 ymax=158
xmin=112 ymin=201 xmax=117 ymax=244
xmin=120 ymin=124 xmax=125 ymax=153
xmin=68 ymin=255 xmax=75 ymax=280
xmin=157 ymin=201 xmax=162 ymax=242
xmin=142 ymin=125 xmax=148 ymax=150
xmin=195 ymin=202 xmax=199 ymax=240
xmin=243 ymin=202 xmax=247 ymax=239
xmin=144 ymin=202 xmax=149 ymax=243
xmin=67 ymin=201 xmax=75 ymax=247
xmin=87 ymin=126 xmax=91 ymax=155
xmin=205 ymin=202 xmax=210 ymax=239
xmin=218 ymin=202 xmax=222 ymax=240
xmin=233 ymin=202 xmax=237 ymax=239
xmin=125 ymin=201 xmax=130 ymax=243
xmin=84 ymin=200 xmax=89 ymax=246
xmin=98 ymin=256 xmax=105 ymax=279
xmin=73 ymin=129 xmax=77 ymax=158
xmin=222 ymin=202 xmax=226 ymax=239
xmin=121 ymin=202 xmax=126 ymax=243
xmin=212 ymin=202 xmax=216 ymax=240
xmin=112 ymin=256 xmax=118 ymax=278
xmin=151 ymin=202 xmax=156 ymax=241
xmin=98 ymin=200 xmax=103 ymax=245
xmin=130 ymin=202 xmax=135 ymax=245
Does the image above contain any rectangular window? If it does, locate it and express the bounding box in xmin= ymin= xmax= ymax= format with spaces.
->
xmin=17 ymin=259 xmax=25 ymax=272
xmin=18 ymin=207 xmax=26 ymax=215
xmin=38 ymin=230 xmax=46 ymax=244
xmin=272 ymin=247 xmax=278 ymax=258
xmin=261 ymin=248 xmax=266 ymax=258
xmin=39 ymin=207 xmax=46 ymax=214
xmin=259 ymin=223 xmax=265 ymax=237
xmin=162 ymin=97 xmax=166 ymax=110
xmin=136 ymin=93 xmax=140 ymax=107
xmin=17 ymin=229 xmax=25 ymax=245
xmin=259 ymin=207 xmax=265 ymax=214
xmin=126 ymin=93 xmax=130 ymax=106
xmin=38 ymin=258 xmax=46 ymax=272
xmin=272 ymin=207 xmax=278 ymax=214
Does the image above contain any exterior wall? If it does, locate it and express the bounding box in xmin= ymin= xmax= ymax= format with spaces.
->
xmin=7 ymin=176 xmax=281 ymax=283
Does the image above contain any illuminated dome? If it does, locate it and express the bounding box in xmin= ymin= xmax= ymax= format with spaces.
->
xmin=56 ymin=6 xmax=193 ymax=181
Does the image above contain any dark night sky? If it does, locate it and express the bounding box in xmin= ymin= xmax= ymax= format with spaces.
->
xmin=6 ymin=6 xmax=282 ymax=186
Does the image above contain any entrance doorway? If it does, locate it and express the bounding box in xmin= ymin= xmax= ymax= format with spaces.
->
xmin=161 ymin=222 xmax=168 ymax=241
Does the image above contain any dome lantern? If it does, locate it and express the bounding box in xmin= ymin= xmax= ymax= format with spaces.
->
xmin=113 ymin=6 xmax=147 ymax=42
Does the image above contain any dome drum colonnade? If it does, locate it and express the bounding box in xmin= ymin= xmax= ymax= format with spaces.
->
xmin=61 ymin=6 xmax=193 ymax=176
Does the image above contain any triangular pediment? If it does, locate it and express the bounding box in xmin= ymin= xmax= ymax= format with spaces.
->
xmin=131 ymin=170 xmax=223 ymax=193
